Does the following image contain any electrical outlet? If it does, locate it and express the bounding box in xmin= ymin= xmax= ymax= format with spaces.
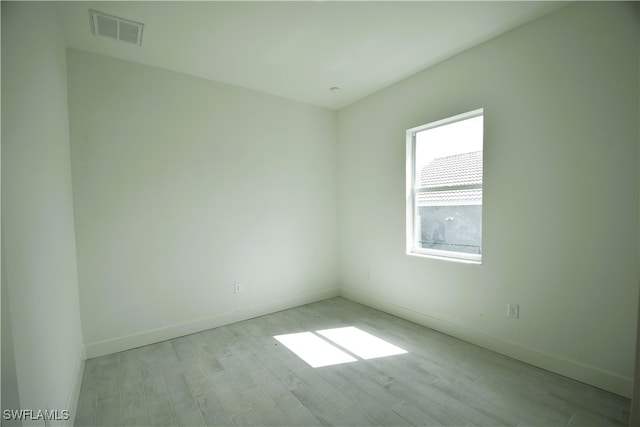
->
xmin=507 ymin=303 xmax=519 ymax=319
xmin=234 ymin=283 xmax=242 ymax=294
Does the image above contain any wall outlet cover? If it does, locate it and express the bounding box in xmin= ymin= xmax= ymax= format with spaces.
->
xmin=507 ymin=303 xmax=519 ymax=319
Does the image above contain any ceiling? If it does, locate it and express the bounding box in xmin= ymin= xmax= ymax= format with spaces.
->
xmin=56 ymin=1 xmax=568 ymax=110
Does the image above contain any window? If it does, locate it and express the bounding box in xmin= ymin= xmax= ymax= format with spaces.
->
xmin=406 ymin=109 xmax=483 ymax=263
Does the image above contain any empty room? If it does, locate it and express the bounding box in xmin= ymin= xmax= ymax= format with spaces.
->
xmin=2 ymin=1 xmax=639 ymax=426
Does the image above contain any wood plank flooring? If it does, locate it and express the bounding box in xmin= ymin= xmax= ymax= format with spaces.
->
xmin=74 ymin=297 xmax=630 ymax=426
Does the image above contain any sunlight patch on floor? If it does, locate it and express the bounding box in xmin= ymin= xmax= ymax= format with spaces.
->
xmin=317 ymin=326 xmax=408 ymax=360
xmin=273 ymin=332 xmax=357 ymax=368
xmin=274 ymin=327 xmax=407 ymax=368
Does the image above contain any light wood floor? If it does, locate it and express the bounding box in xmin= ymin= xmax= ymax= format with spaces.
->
xmin=75 ymin=297 xmax=630 ymax=426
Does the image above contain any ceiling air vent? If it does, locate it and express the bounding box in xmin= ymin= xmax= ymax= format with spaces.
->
xmin=90 ymin=10 xmax=144 ymax=46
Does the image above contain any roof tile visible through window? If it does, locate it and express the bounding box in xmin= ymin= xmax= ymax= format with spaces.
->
xmin=417 ymin=188 xmax=482 ymax=204
xmin=418 ymin=151 xmax=483 ymax=188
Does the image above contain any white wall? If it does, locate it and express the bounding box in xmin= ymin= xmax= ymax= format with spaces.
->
xmin=632 ymin=2 xmax=640 ymax=419
xmin=1 ymin=2 xmax=85 ymax=423
xmin=67 ymin=50 xmax=339 ymax=357
xmin=337 ymin=2 xmax=639 ymax=397
xmin=1 ymin=243 xmax=21 ymax=426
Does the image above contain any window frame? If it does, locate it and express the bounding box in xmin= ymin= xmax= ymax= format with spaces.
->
xmin=405 ymin=108 xmax=484 ymax=264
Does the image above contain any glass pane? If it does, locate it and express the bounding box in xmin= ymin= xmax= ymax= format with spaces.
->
xmin=416 ymin=204 xmax=482 ymax=255
xmin=415 ymin=114 xmax=483 ymax=189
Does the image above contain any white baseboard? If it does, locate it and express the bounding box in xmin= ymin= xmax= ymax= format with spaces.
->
xmin=65 ymin=344 xmax=86 ymax=427
xmin=340 ymin=287 xmax=633 ymax=398
xmin=85 ymin=287 xmax=339 ymax=359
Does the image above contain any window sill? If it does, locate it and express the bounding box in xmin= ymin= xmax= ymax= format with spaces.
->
xmin=406 ymin=250 xmax=482 ymax=265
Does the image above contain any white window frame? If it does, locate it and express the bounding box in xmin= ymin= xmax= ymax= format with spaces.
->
xmin=406 ymin=108 xmax=484 ymax=264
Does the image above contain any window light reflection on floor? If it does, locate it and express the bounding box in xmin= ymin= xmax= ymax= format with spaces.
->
xmin=273 ymin=332 xmax=357 ymax=368
xmin=317 ymin=326 xmax=408 ymax=360
xmin=274 ymin=327 xmax=407 ymax=368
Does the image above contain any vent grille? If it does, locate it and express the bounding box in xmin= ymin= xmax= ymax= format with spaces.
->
xmin=90 ymin=10 xmax=144 ymax=46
